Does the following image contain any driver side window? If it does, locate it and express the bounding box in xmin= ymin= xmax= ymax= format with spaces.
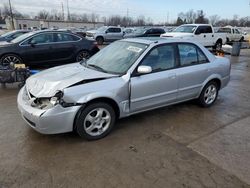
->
xmin=27 ymin=33 xmax=54 ymax=44
xmin=140 ymin=45 xmax=176 ymax=72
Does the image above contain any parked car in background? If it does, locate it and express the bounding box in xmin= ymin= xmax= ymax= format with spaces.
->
xmin=86 ymin=26 xmax=124 ymax=45
xmin=124 ymin=27 xmax=165 ymax=38
xmin=123 ymin=28 xmax=135 ymax=34
xmin=0 ymin=30 xmax=99 ymax=66
xmin=217 ymin=26 xmax=244 ymax=42
xmin=0 ymin=30 xmax=30 ymax=42
xmin=161 ymin=24 xmax=227 ymax=50
xmin=17 ymin=38 xmax=230 ymax=140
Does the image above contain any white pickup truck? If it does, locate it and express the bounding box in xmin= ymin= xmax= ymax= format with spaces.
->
xmin=217 ymin=26 xmax=244 ymax=42
xmin=161 ymin=24 xmax=227 ymax=50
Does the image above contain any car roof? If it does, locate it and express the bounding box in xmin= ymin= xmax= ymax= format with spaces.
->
xmin=122 ymin=37 xmax=196 ymax=45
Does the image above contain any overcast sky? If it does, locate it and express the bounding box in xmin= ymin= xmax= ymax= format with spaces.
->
xmin=0 ymin=0 xmax=250 ymax=23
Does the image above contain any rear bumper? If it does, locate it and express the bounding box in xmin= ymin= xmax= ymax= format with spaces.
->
xmin=17 ymin=87 xmax=81 ymax=134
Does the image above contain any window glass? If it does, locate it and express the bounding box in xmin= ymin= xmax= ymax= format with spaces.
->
xmin=197 ymin=49 xmax=208 ymax=63
xmin=29 ymin=33 xmax=54 ymax=44
xmin=56 ymin=33 xmax=80 ymax=42
xmin=235 ymin=29 xmax=240 ymax=34
xmin=178 ymin=44 xmax=198 ymax=66
xmin=141 ymin=45 xmax=176 ymax=72
xmin=178 ymin=44 xmax=208 ymax=66
xmin=196 ymin=26 xmax=212 ymax=34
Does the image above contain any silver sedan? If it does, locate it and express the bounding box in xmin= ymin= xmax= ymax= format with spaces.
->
xmin=17 ymin=38 xmax=231 ymax=140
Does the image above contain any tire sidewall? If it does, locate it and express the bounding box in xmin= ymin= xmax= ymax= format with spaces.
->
xmin=75 ymin=102 xmax=116 ymax=140
xmin=199 ymin=81 xmax=219 ymax=107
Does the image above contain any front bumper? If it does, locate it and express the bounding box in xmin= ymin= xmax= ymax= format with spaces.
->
xmin=17 ymin=87 xmax=81 ymax=134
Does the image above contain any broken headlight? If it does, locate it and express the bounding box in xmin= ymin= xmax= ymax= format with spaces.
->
xmin=32 ymin=91 xmax=64 ymax=109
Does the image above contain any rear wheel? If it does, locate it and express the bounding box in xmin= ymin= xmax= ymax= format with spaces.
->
xmin=96 ymin=37 xmax=104 ymax=45
xmin=213 ymin=40 xmax=222 ymax=51
xmin=0 ymin=54 xmax=22 ymax=66
xmin=76 ymin=50 xmax=90 ymax=62
xmin=198 ymin=81 xmax=219 ymax=107
xmin=75 ymin=102 xmax=116 ymax=140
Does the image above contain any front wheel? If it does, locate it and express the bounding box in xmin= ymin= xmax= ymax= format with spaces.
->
xmin=75 ymin=102 xmax=116 ymax=140
xmin=198 ymin=81 xmax=219 ymax=107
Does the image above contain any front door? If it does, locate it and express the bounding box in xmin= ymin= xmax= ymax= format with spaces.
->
xmin=130 ymin=44 xmax=178 ymax=113
xmin=20 ymin=33 xmax=55 ymax=64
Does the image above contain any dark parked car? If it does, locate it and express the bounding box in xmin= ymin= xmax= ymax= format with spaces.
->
xmin=124 ymin=27 xmax=165 ymax=38
xmin=0 ymin=30 xmax=30 ymax=42
xmin=0 ymin=30 xmax=99 ymax=66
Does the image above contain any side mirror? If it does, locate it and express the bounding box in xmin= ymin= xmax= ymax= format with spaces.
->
xmin=137 ymin=65 xmax=152 ymax=74
xmin=105 ymin=30 xmax=108 ymax=34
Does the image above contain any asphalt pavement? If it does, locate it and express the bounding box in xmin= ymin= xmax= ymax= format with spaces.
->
xmin=0 ymin=50 xmax=250 ymax=188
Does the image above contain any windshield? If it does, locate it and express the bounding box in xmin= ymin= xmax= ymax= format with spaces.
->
xmin=134 ymin=28 xmax=146 ymax=34
xmin=11 ymin=32 xmax=34 ymax=43
xmin=97 ymin=26 xmax=108 ymax=32
xmin=217 ymin=28 xmax=231 ymax=33
xmin=1 ymin=30 xmax=17 ymax=37
xmin=173 ymin=25 xmax=197 ymax=33
xmin=85 ymin=41 xmax=148 ymax=74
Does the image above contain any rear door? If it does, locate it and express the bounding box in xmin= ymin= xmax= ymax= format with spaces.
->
xmin=52 ymin=32 xmax=80 ymax=62
xmin=130 ymin=44 xmax=178 ymax=112
xmin=106 ymin=28 xmax=122 ymax=41
xmin=176 ymin=43 xmax=210 ymax=101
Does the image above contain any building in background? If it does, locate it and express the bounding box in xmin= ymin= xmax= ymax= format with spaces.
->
xmin=5 ymin=17 xmax=104 ymax=30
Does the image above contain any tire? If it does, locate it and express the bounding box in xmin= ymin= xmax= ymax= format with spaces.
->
xmin=198 ymin=81 xmax=219 ymax=107
xmin=0 ymin=54 xmax=23 ymax=66
xmin=213 ymin=40 xmax=222 ymax=51
xmin=76 ymin=50 xmax=90 ymax=62
xmin=96 ymin=36 xmax=104 ymax=45
xmin=75 ymin=102 xmax=116 ymax=140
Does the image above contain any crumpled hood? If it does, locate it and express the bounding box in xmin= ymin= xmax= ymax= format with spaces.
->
xmin=161 ymin=32 xmax=194 ymax=38
xmin=26 ymin=63 xmax=115 ymax=98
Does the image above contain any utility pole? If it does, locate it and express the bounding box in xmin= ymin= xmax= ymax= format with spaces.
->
xmin=66 ymin=0 xmax=70 ymax=21
xmin=8 ymin=0 xmax=14 ymax=30
xmin=61 ymin=1 xmax=64 ymax=21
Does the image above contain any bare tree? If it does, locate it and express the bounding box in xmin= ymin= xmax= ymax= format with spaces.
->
xmin=37 ymin=10 xmax=50 ymax=20
xmin=209 ymin=15 xmax=220 ymax=25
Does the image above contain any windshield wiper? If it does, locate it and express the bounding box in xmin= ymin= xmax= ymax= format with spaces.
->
xmin=87 ymin=64 xmax=109 ymax=73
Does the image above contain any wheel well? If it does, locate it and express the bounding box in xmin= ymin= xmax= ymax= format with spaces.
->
xmin=73 ymin=97 xmax=120 ymax=132
xmin=216 ymin=38 xmax=222 ymax=44
xmin=96 ymin=36 xmax=104 ymax=40
xmin=209 ymin=78 xmax=221 ymax=90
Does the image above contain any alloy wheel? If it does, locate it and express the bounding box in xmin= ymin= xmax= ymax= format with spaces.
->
xmin=204 ymin=85 xmax=217 ymax=105
xmin=83 ymin=108 xmax=111 ymax=137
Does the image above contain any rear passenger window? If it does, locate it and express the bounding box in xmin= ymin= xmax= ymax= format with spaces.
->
xmin=178 ymin=44 xmax=208 ymax=66
xmin=141 ymin=45 xmax=176 ymax=72
xmin=56 ymin=33 xmax=80 ymax=42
